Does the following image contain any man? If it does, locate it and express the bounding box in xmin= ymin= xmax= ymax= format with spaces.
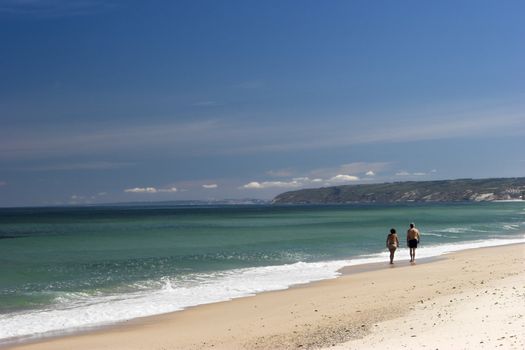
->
xmin=407 ymin=223 xmax=420 ymax=263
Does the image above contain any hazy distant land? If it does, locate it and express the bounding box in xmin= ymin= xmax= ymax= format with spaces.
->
xmin=272 ymin=177 xmax=525 ymax=204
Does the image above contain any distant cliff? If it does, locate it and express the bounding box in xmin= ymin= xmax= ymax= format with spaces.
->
xmin=272 ymin=178 xmax=525 ymax=204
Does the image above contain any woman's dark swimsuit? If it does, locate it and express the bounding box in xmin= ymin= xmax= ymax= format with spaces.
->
xmin=408 ymin=239 xmax=418 ymax=248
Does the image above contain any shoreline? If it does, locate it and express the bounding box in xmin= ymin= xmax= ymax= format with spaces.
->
xmin=1 ymin=239 xmax=517 ymax=347
xmin=0 ymin=257 xmax=442 ymax=349
xmin=3 ymin=242 xmax=524 ymax=350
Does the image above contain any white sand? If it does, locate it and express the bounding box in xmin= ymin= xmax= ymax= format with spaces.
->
xmin=327 ymin=273 xmax=525 ymax=349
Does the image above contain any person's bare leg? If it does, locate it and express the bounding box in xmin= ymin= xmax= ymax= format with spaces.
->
xmin=389 ymin=250 xmax=394 ymax=264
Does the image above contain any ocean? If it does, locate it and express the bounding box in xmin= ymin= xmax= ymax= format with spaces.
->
xmin=1 ymin=202 xmax=524 ymax=343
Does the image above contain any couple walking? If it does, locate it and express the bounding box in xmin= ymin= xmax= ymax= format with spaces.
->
xmin=386 ymin=223 xmax=420 ymax=264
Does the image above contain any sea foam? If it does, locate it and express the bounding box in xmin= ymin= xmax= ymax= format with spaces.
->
xmin=1 ymin=235 xmax=524 ymax=343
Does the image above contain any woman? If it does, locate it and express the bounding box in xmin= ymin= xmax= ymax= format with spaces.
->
xmin=386 ymin=228 xmax=399 ymax=264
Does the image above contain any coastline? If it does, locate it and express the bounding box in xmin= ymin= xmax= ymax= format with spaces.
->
xmin=3 ymin=242 xmax=524 ymax=350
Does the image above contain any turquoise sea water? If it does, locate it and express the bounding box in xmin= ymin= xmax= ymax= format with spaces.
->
xmin=1 ymin=202 xmax=524 ymax=341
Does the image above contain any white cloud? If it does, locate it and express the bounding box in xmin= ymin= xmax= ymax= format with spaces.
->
xmin=158 ymin=187 xmax=178 ymax=193
xmin=292 ymin=177 xmax=310 ymax=182
xmin=125 ymin=187 xmax=158 ymax=193
xmin=365 ymin=170 xmax=375 ymax=176
xmin=395 ymin=171 xmax=430 ymax=176
xmin=0 ymin=119 xmax=223 ymax=160
xmin=202 ymin=184 xmax=218 ymax=189
xmin=328 ymin=174 xmax=360 ymax=183
xmin=222 ymin=104 xmax=525 ymax=155
xmin=124 ymin=186 xmax=177 ymax=193
xmin=310 ymin=162 xmax=390 ymax=179
xmin=3 ymin=100 xmax=523 ymax=161
xmin=242 ymin=173 xmax=362 ymax=190
xmin=242 ymin=182 xmax=262 ymax=189
xmin=241 ymin=180 xmax=302 ymax=189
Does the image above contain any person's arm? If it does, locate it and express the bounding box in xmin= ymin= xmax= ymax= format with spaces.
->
xmin=386 ymin=236 xmax=389 ymax=248
xmin=395 ymin=236 xmax=399 ymax=247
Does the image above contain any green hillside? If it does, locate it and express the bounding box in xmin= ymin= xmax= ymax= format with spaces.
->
xmin=272 ymin=178 xmax=525 ymax=204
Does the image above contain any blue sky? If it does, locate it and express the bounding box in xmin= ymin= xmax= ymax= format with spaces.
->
xmin=1 ymin=0 xmax=524 ymax=206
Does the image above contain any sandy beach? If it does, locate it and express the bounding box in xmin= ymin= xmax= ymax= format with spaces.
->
xmin=5 ymin=243 xmax=524 ymax=350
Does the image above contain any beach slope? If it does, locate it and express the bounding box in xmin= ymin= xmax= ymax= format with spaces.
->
xmin=6 ymin=244 xmax=524 ymax=350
